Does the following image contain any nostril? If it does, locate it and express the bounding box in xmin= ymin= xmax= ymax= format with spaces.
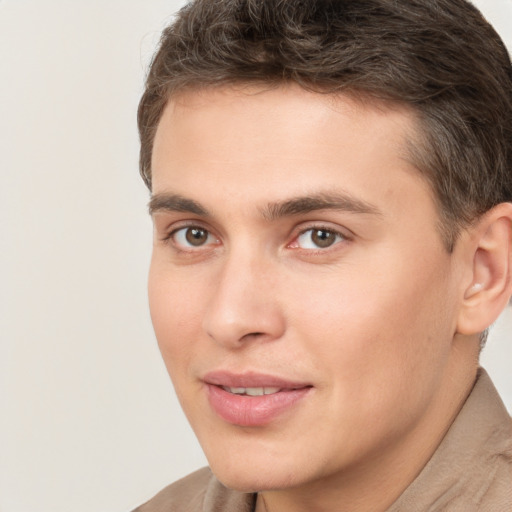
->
xmin=240 ymin=332 xmax=265 ymax=341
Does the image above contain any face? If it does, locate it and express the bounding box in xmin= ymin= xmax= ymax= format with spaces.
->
xmin=149 ymin=85 xmax=464 ymax=492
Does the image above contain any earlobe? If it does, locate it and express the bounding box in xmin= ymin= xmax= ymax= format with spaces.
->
xmin=457 ymin=203 xmax=512 ymax=336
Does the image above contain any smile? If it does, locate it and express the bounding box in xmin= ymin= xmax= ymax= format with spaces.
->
xmin=222 ymin=386 xmax=282 ymax=396
xmin=204 ymin=371 xmax=312 ymax=427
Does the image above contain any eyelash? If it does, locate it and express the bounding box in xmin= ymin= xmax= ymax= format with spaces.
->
xmin=291 ymin=225 xmax=349 ymax=251
xmin=161 ymin=223 xmax=350 ymax=253
xmin=162 ymin=224 xmax=218 ymax=248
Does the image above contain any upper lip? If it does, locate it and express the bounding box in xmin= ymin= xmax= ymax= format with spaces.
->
xmin=203 ymin=370 xmax=311 ymax=389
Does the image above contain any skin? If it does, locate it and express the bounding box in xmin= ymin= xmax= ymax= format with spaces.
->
xmin=148 ymin=85 xmax=483 ymax=512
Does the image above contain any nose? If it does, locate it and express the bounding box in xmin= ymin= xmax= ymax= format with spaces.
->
xmin=202 ymin=252 xmax=286 ymax=349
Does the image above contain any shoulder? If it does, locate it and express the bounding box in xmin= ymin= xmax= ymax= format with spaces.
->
xmin=388 ymin=369 xmax=512 ymax=511
xmin=478 ymin=413 xmax=512 ymax=511
xmin=132 ymin=467 xmax=255 ymax=512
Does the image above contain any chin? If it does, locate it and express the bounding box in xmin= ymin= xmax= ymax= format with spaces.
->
xmin=207 ymin=454 xmax=305 ymax=493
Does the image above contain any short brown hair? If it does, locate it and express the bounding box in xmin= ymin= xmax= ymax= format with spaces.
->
xmin=138 ymin=0 xmax=512 ymax=249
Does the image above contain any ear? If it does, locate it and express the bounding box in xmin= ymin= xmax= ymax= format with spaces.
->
xmin=457 ymin=202 xmax=512 ymax=335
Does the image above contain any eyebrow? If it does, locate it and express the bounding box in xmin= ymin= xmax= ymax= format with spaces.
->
xmin=261 ymin=192 xmax=382 ymax=220
xmin=148 ymin=191 xmax=382 ymax=219
xmin=148 ymin=193 xmax=209 ymax=216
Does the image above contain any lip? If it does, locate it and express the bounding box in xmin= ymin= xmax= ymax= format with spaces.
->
xmin=204 ymin=370 xmax=310 ymax=389
xmin=203 ymin=371 xmax=313 ymax=427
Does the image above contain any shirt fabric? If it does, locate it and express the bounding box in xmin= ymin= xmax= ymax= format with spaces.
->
xmin=133 ymin=369 xmax=512 ymax=511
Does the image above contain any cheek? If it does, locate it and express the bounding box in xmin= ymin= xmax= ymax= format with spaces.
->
xmin=148 ymin=262 xmax=207 ymax=373
xmin=288 ymin=248 xmax=455 ymax=386
xmin=283 ymin=262 xmax=455 ymax=448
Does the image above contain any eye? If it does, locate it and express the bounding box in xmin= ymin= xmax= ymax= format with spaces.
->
xmin=295 ymin=228 xmax=345 ymax=249
xmin=171 ymin=226 xmax=218 ymax=248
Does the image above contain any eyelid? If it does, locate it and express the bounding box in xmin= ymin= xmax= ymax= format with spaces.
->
xmin=154 ymin=217 xmax=208 ymax=239
xmin=174 ymin=226 xmax=218 ymax=248
xmin=288 ymin=223 xmax=353 ymax=250
xmin=159 ymin=220 xmax=220 ymax=249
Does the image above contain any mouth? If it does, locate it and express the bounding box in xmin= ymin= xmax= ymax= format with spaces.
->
xmin=203 ymin=371 xmax=313 ymax=427
xmin=222 ymin=386 xmax=286 ymax=396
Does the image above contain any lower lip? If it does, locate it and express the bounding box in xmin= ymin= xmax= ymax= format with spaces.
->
xmin=206 ymin=384 xmax=311 ymax=427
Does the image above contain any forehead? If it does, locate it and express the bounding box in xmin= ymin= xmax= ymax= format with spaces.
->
xmin=154 ymin=84 xmax=418 ymax=156
xmin=151 ymin=84 xmax=433 ymax=221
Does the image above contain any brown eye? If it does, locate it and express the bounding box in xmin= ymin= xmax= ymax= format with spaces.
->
xmin=185 ymin=228 xmax=208 ymax=246
xmin=173 ymin=226 xmax=216 ymax=248
xmin=296 ymin=228 xmax=344 ymax=249
xmin=311 ymin=229 xmax=337 ymax=248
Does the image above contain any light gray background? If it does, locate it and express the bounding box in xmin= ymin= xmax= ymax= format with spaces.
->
xmin=1 ymin=1 xmax=510 ymax=511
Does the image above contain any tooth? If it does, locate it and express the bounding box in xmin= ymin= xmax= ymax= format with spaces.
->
xmin=246 ymin=387 xmax=265 ymax=396
xmin=222 ymin=386 xmax=282 ymax=396
xmin=229 ymin=387 xmax=246 ymax=394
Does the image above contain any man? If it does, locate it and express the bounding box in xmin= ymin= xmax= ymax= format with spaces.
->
xmin=134 ymin=0 xmax=512 ymax=510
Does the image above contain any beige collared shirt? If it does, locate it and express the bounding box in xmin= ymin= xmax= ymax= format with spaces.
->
xmin=133 ymin=369 xmax=512 ymax=511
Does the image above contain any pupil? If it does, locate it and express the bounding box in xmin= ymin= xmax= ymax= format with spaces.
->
xmin=312 ymin=229 xmax=334 ymax=248
xmin=186 ymin=228 xmax=207 ymax=246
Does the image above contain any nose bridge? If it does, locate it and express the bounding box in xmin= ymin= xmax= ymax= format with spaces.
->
xmin=202 ymin=243 xmax=284 ymax=347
